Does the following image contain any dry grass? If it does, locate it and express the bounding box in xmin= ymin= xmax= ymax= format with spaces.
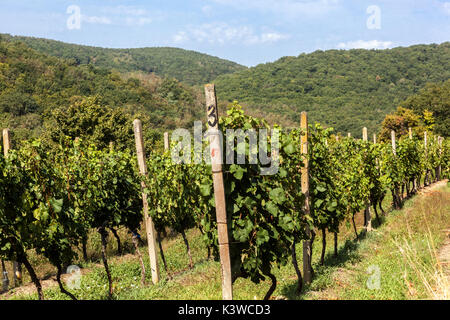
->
xmin=393 ymin=196 xmax=449 ymax=300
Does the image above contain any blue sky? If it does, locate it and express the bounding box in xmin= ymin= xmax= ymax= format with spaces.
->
xmin=0 ymin=0 xmax=449 ymax=66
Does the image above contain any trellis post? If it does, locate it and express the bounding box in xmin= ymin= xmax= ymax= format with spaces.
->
xmin=2 ymin=129 xmax=21 ymax=287
xmin=363 ymin=128 xmax=372 ymax=232
xmin=204 ymin=84 xmax=233 ymax=300
xmin=133 ymin=120 xmax=160 ymax=284
xmin=301 ymin=112 xmax=313 ymax=285
xmin=164 ymin=132 xmax=169 ymax=151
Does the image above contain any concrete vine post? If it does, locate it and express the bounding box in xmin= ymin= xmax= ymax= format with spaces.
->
xmin=133 ymin=119 xmax=160 ymax=285
xmin=204 ymin=84 xmax=233 ymax=300
xmin=301 ymin=112 xmax=313 ymax=285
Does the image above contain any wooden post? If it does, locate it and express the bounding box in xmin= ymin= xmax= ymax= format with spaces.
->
xmin=1 ymin=259 xmax=8 ymax=292
xmin=164 ymin=132 xmax=169 ymax=152
xmin=408 ymin=129 xmax=415 ymax=188
xmin=363 ymin=128 xmax=372 ymax=232
xmin=133 ymin=120 xmax=160 ymax=285
xmin=424 ymin=131 xmax=428 ymax=186
xmin=373 ymin=133 xmax=380 ymax=171
xmin=391 ymin=130 xmax=402 ymax=206
xmin=2 ymin=129 xmax=11 ymax=156
xmin=204 ymin=84 xmax=233 ymax=300
xmin=2 ymin=129 xmax=20 ymax=287
xmin=424 ymin=131 xmax=427 ymax=150
xmin=391 ymin=130 xmax=396 ymax=156
xmin=301 ymin=112 xmax=313 ymax=285
xmin=438 ymin=137 xmax=443 ymax=181
xmin=1 ymin=130 xmax=10 ymax=292
xmin=362 ymin=127 xmax=368 ymax=142
xmin=347 ymin=132 xmax=351 ymax=138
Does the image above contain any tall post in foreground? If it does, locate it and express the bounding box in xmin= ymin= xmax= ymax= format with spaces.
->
xmin=363 ymin=128 xmax=372 ymax=232
xmin=133 ymin=120 xmax=160 ymax=284
xmin=204 ymin=84 xmax=233 ymax=300
xmin=301 ymin=112 xmax=313 ymax=285
xmin=2 ymin=129 xmax=21 ymax=287
xmin=164 ymin=132 xmax=169 ymax=152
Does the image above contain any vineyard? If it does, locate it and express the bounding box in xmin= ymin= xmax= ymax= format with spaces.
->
xmin=0 ymin=86 xmax=449 ymax=301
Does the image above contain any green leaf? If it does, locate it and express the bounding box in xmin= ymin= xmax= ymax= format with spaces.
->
xmin=269 ymin=188 xmax=286 ymax=204
xmin=50 ymin=198 xmax=63 ymax=214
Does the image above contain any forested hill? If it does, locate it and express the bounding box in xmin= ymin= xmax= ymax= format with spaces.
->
xmin=0 ymin=37 xmax=206 ymax=142
xmin=0 ymin=33 xmax=246 ymax=86
xmin=215 ymin=42 xmax=450 ymax=137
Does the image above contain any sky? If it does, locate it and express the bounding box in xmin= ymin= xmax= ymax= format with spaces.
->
xmin=0 ymin=0 xmax=449 ymax=66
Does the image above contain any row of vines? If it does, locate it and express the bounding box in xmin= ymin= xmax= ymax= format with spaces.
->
xmin=1 ymin=104 xmax=449 ymax=300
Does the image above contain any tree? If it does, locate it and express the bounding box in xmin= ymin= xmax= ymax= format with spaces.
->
xmin=43 ymin=96 xmax=133 ymax=151
xmin=379 ymin=107 xmax=431 ymax=141
xmin=400 ymin=80 xmax=450 ymax=137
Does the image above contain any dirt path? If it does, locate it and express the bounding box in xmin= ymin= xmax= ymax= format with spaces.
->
xmin=305 ymin=179 xmax=449 ymax=300
xmin=437 ymin=228 xmax=450 ymax=297
xmin=0 ymin=266 xmax=92 ymax=299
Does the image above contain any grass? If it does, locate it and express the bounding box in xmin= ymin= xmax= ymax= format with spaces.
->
xmin=2 ymin=181 xmax=449 ymax=300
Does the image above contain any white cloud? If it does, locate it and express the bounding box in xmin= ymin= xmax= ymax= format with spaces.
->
xmin=82 ymin=15 xmax=112 ymax=25
xmin=443 ymin=2 xmax=450 ymax=15
xmin=260 ymin=32 xmax=290 ymax=43
xmin=172 ymin=23 xmax=290 ymax=45
xmin=337 ymin=40 xmax=394 ymax=50
xmin=209 ymin=0 xmax=339 ymax=18
xmin=125 ymin=17 xmax=152 ymax=26
xmin=202 ymin=5 xmax=214 ymax=16
xmin=101 ymin=5 xmax=148 ymax=16
xmin=97 ymin=5 xmax=153 ymax=26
